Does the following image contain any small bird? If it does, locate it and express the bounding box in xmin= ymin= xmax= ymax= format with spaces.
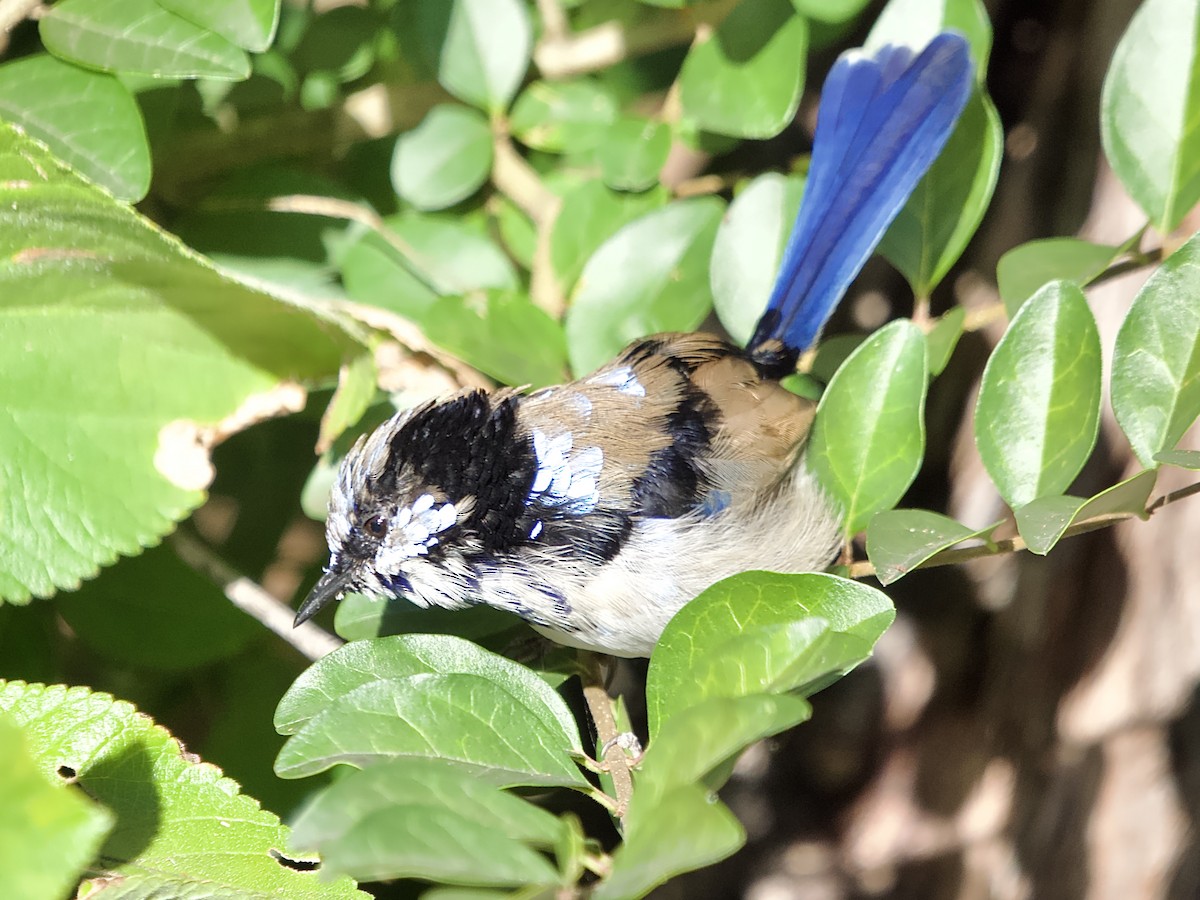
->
xmin=295 ymin=34 xmax=974 ymax=657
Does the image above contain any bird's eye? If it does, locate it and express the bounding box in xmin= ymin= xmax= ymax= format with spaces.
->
xmin=364 ymin=514 xmax=388 ymax=538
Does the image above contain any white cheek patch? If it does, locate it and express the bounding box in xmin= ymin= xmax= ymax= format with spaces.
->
xmin=375 ymin=494 xmax=458 ymax=570
xmin=529 ymin=429 xmax=604 ymax=519
xmin=588 ymin=365 xmax=645 ymax=398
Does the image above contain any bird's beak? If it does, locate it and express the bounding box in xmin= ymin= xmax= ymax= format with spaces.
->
xmin=294 ymin=565 xmax=352 ymax=626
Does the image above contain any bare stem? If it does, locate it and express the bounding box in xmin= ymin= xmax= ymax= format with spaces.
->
xmin=171 ymin=530 xmax=343 ymax=662
xmin=580 ymin=655 xmax=635 ymax=821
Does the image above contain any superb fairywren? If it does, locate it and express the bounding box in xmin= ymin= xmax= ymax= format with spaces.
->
xmin=295 ymin=34 xmax=974 ymax=657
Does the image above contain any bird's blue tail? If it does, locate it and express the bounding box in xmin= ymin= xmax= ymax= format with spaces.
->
xmin=748 ymin=32 xmax=974 ymax=374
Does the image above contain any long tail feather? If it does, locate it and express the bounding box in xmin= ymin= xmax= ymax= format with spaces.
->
xmin=748 ymin=32 xmax=974 ymax=373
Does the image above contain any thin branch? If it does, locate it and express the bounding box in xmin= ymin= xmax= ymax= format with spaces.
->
xmin=171 ymin=531 xmax=343 ymax=662
xmin=580 ymin=655 xmax=635 ymax=822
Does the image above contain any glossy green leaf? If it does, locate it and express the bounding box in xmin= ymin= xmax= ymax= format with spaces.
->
xmin=391 ymin=104 xmax=493 ymax=211
xmin=274 ymin=635 xmax=587 ymax=788
xmin=40 ymin=0 xmax=250 ymax=79
xmin=997 ymin=238 xmax=1123 ymax=316
xmin=975 ymin=280 xmax=1102 ymax=507
xmin=157 ymin=0 xmax=280 ymax=52
xmin=510 ymin=79 xmax=618 ymax=154
xmin=1101 ymin=0 xmax=1200 ymax=232
xmin=646 ymin=572 xmax=894 ymax=737
xmin=597 ymin=117 xmax=671 ymax=191
xmin=808 ymin=320 xmax=928 ymax=535
xmin=549 ymin=181 xmax=667 ymax=295
xmin=711 ymin=172 xmax=805 ymax=345
xmin=0 ymin=123 xmax=362 ymax=605
xmin=679 ymin=0 xmax=806 ymax=138
xmin=0 ymin=715 xmax=112 ymax=900
xmin=290 ymin=759 xmax=562 ymax=886
xmin=566 ymin=197 xmax=724 ymax=375
xmin=865 ymin=0 xmax=993 ymax=74
xmin=866 ymin=509 xmax=998 ymax=585
xmin=1156 ymin=449 xmax=1200 ymax=469
xmin=1111 ymin=232 xmax=1200 ymax=467
xmin=926 ymin=306 xmax=965 ymax=376
xmin=593 ymin=784 xmax=744 ymax=900
xmin=0 ymin=681 xmax=365 ymax=898
xmin=335 ymin=593 xmax=522 ymax=644
xmin=416 ymin=0 xmax=531 ymax=112
xmin=1014 ymin=469 xmax=1157 ymax=556
xmin=0 ymin=55 xmax=150 ymax=201
xmin=423 ymin=290 xmax=568 ymax=387
xmin=878 ymin=85 xmax=1002 ymax=297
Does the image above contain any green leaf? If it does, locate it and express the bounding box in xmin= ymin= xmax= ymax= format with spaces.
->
xmin=319 ymin=351 xmax=378 ymax=454
xmin=0 ymin=123 xmax=362 ymax=604
xmin=566 ymin=197 xmax=725 ymax=375
xmin=1156 ymin=449 xmax=1200 ymax=469
xmin=636 ymin=695 xmax=811 ymax=807
xmin=997 ymin=238 xmax=1123 ymax=316
xmin=975 ymin=280 xmax=1102 ymax=508
xmin=510 ymin=79 xmax=618 ymax=154
xmin=391 ymin=104 xmax=494 ymax=211
xmin=0 ymin=714 xmax=112 ymax=900
xmin=1101 ymin=0 xmax=1200 ymax=232
xmin=808 ymin=320 xmax=928 ymax=535
xmin=866 ymin=0 xmax=993 ymax=74
xmin=866 ymin=509 xmax=998 ymax=585
xmin=493 ymin=195 xmax=537 ymax=268
xmin=0 ymin=681 xmax=365 ymax=898
xmin=597 ymin=117 xmax=671 ymax=192
xmin=291 ymin=6 xmax=377 ymax=82
xmin=423 ymin=291 xmax=568 ymax=387
xmin=0 ymin=55 xmax=150 ymax=202
xmin=40 ymin=0 xmax=250 ymax=80
xmin=678 ymin=0 xmax=807 ymax=139
xmin=790 ymin=0 xmax=872 ymax=23
xmin=926 ymin=306 xmax=965 ymax=376
xmin=157 ymin=0 xmax=280 ymax=52
xmin=646 ymin=572 xmax=894 ymax=737
xmin=593 ymin=785 xmax=744 ymax=900
xmin=1111 ymin=232 xmax=1200 ymax=467
xmin=1014 ymin=469 xmax=1157 ymax=556
xmin=335 ymin=592 xmax=523 ymax=644
xmin=878 ymin=85 xmax=1002 ymax=297
xmin=416 ymin=0 xmax=531 ymax=112
xmin=290 ymin=759 xmax=562 ymax=886
xmin=711 ymin=172 xmax=805 ymax=345
xmin=549 ymin=181 xmax=667 ymax=295
xmin=274 ymin=635 xmax=587 ymax=788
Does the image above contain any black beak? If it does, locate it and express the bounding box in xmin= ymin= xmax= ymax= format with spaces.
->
xmin=294 ymin=566 xmax=352 ymax=626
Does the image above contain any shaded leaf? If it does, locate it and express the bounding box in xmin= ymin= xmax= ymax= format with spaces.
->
xmin=510 ymin=79 xmax=618 ymax=154
xmin=866 ymin=509 xmax=999 ymax=585
xmin=997 ymin=237 xmax=1123 ymax=316
xmin=597 ymin=117 xmax=670 ymax=192
xmin=1156 ymin=449 xmax=1200 ymax=469
xmin=926 ymin=306 xmax=965 ymax=376
xmin=416 ymin=0 xmax=531 ymax=112
xmin=1014 ymin=469 xmax=1157 ymax=555
xmin=391 ymin=104 xmax=493 ymax=211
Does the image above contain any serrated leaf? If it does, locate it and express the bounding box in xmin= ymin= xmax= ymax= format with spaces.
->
xmin=566 ymin=198 xmax=725 ymax=375
xmin=646 ymin=572 xmax=894 ymax=737
xmin=878 ymin=84 xmax=1002 ymax=297
xmin=0 ymin=681 xmax=365 ymax=898
xmin=808 ymin=320 xmax=928 ymax=535
xmin=549 ymin=181 xmax=667 ymax=295
xmin=997 ymin=237 xmax=1123 ymax=316
xmin=509 ymin=79 xmax=618 ymax=154
xmin=597 ymin=117 xmax=670 ymax=191
xmin=866 ymin=509 xmax=998 ymax=585
xmin=1111 ymin=232 xmax=1200 ymax=467
xmin=926 ymin=306 xmax=965 ymax=376
xmin=290 ymin=759 xmax=562 ymax=886
xmin=157 ymin=0 xmax=280 ymax=52
xmin=0 ymin=123 xmax=363 ymax=604
xmin=592 ymin=785 xmax=743 ymax=900
xmin=975 ymin=280 xmax=1102 ymax=507
xmin=0 ymin=55 xmax=150 ymax=202
xmin=678 ymin=0 xmax=807 ymax=139
xmin=1014 ymin=468 xmax=1157 ymax=555
xmin=1101 ymin=0 xmax=1200 ymax=232
xmin=391 ymin=104 xmax=493 ymax=211
xmin=711 ymin=172 xmax=805 ymax=345
xmin=1156 ymin=449 xmax=1200 ymax=469
xmin=423 ymin=291 xmax=567 ymax=387
xmin=416 ymin=0 xmax=531 ymax=112
xmin=0 ymin=715 xmax=112 ymax=900
xmin=865 ymin=0 xmax=993 ymax=74
xmin=40 ymin=0 xmax=250 ymax=80
xmin=274 ymin=635 xmax=587 ymax=788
